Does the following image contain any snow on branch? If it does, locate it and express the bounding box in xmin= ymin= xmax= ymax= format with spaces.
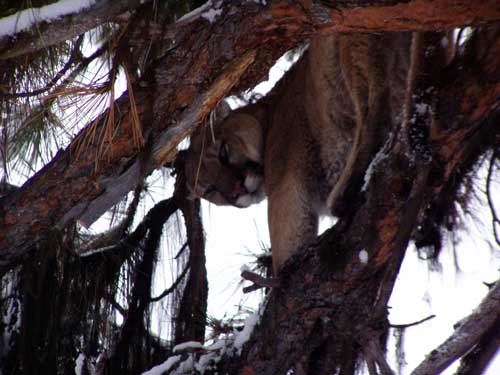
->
xmin=0 ymin=0 xmax=148 ymax=60
xmin=0 ymin=0 xmax=97 ymax=38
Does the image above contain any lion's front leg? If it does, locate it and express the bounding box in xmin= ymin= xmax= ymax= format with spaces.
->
xmin=267 ymin=172 xmax=318 ymax=275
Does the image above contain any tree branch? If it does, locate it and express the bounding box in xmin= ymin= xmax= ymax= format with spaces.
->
xmin=410 ymin=281 xmax=500 ymax=375
xmin=149 ymin=261 xmax=190 ymax=303
xmin=0 ymin=0 xmax=150 ymax=60
xmin=315 ymin=0 xmax=500 ymax=33
xmin=486 ymin=150 xmax=500 ymax=246
xmin=454 ymin=315 xmax=500 ymax=375
xmin=390 ymin=315 xmax=436 ymax=329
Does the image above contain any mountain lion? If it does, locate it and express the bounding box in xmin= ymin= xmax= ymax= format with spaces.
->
xmin=185 ymin=33 xmax=411 ymax=275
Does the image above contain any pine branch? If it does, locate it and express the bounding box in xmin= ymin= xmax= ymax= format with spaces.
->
xmin=2 ymin=35 xmax=84 ymax=98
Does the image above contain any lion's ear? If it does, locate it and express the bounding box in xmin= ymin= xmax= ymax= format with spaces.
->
xmin=223 ymin=113 xmax=264 ymax=163
xmin=214 ymin=100 xmax=231 ymax=122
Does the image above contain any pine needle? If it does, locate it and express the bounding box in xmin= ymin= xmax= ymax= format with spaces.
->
xmin=124 ymin=66 xmax=144 ymax=149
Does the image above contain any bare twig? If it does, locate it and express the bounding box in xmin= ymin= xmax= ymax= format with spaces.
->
xmin=486 ymin=150 xmax=500 ymax=246
xmin=150 ymin=262 xmax=190 ymax=302
xmin=390 ymin=315 xmax=436 ymax=329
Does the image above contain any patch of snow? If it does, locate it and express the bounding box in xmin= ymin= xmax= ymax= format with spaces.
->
xmin=74 ymin=353 xmax=85 ymax=375
xmin=358 ymin=249 xmax=369 ymax=264
xmin=177 ymin=1 xmax=212 ymax=23
xmin=79 ymin=245 xmax=115 ymax=257
xmin=415 ymin=102 xmax=431 ymax=116
xmin=362 ymin=140 xmax=389 ymax=192
xmin=201 ymin=8 xmax=222 ymax=23
xmin=174 ymin=355 xmax=195 ymax=374
xmin=205 ymin=338 xmax=227 ymax=351
xmin=0 ymin=0 xmax=97 ymax=38
xmin=240 ymin=264 xmax=251 ymax=272
xmin=173 ymin=340 xmax=204 ymax=353
xmin=195 ymin=352 xmax=218 ymax=373
xmin=234 ymin=312 xmax=259 ymax=353
xmin=177 ymin=0 xmax=223 ymax=24
xmin=141 ymin=355 xmax=181 ymax=375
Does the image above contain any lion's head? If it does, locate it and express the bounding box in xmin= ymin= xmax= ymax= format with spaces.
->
xmin=185 ymin=111 xmax=265 ymax=208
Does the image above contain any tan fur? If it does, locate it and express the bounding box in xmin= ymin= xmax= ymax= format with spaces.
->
xmin=185 ymin=33 xmax=411 ymax=274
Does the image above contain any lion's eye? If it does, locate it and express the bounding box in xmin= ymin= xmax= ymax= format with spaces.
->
xmin=218 ymin=142 xmax=230 ymax=164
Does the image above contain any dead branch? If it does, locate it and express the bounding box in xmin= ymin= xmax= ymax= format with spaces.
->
xmin=390 ymin=315 xmax=436 ymax=329
xmin=241 ymin=270 xmax=279 ymax=293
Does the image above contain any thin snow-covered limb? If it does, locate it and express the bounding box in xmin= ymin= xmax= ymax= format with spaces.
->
xmin=175 ymin=0 xmax=229 ymax=24
xmin=0 ymin=0 xmax=96 ymax=38
xmin=410 ymin=280 xmax=500 ymax=375
xmin=0 ymin=0 xmax=149 ymax=60
xmin=141 ymin=355 xmax=181 ymax=375
xmin=173 ymin=341 xmax=204 ymax=353
xmin=74 ymin=353 xmax=85 ymax=375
